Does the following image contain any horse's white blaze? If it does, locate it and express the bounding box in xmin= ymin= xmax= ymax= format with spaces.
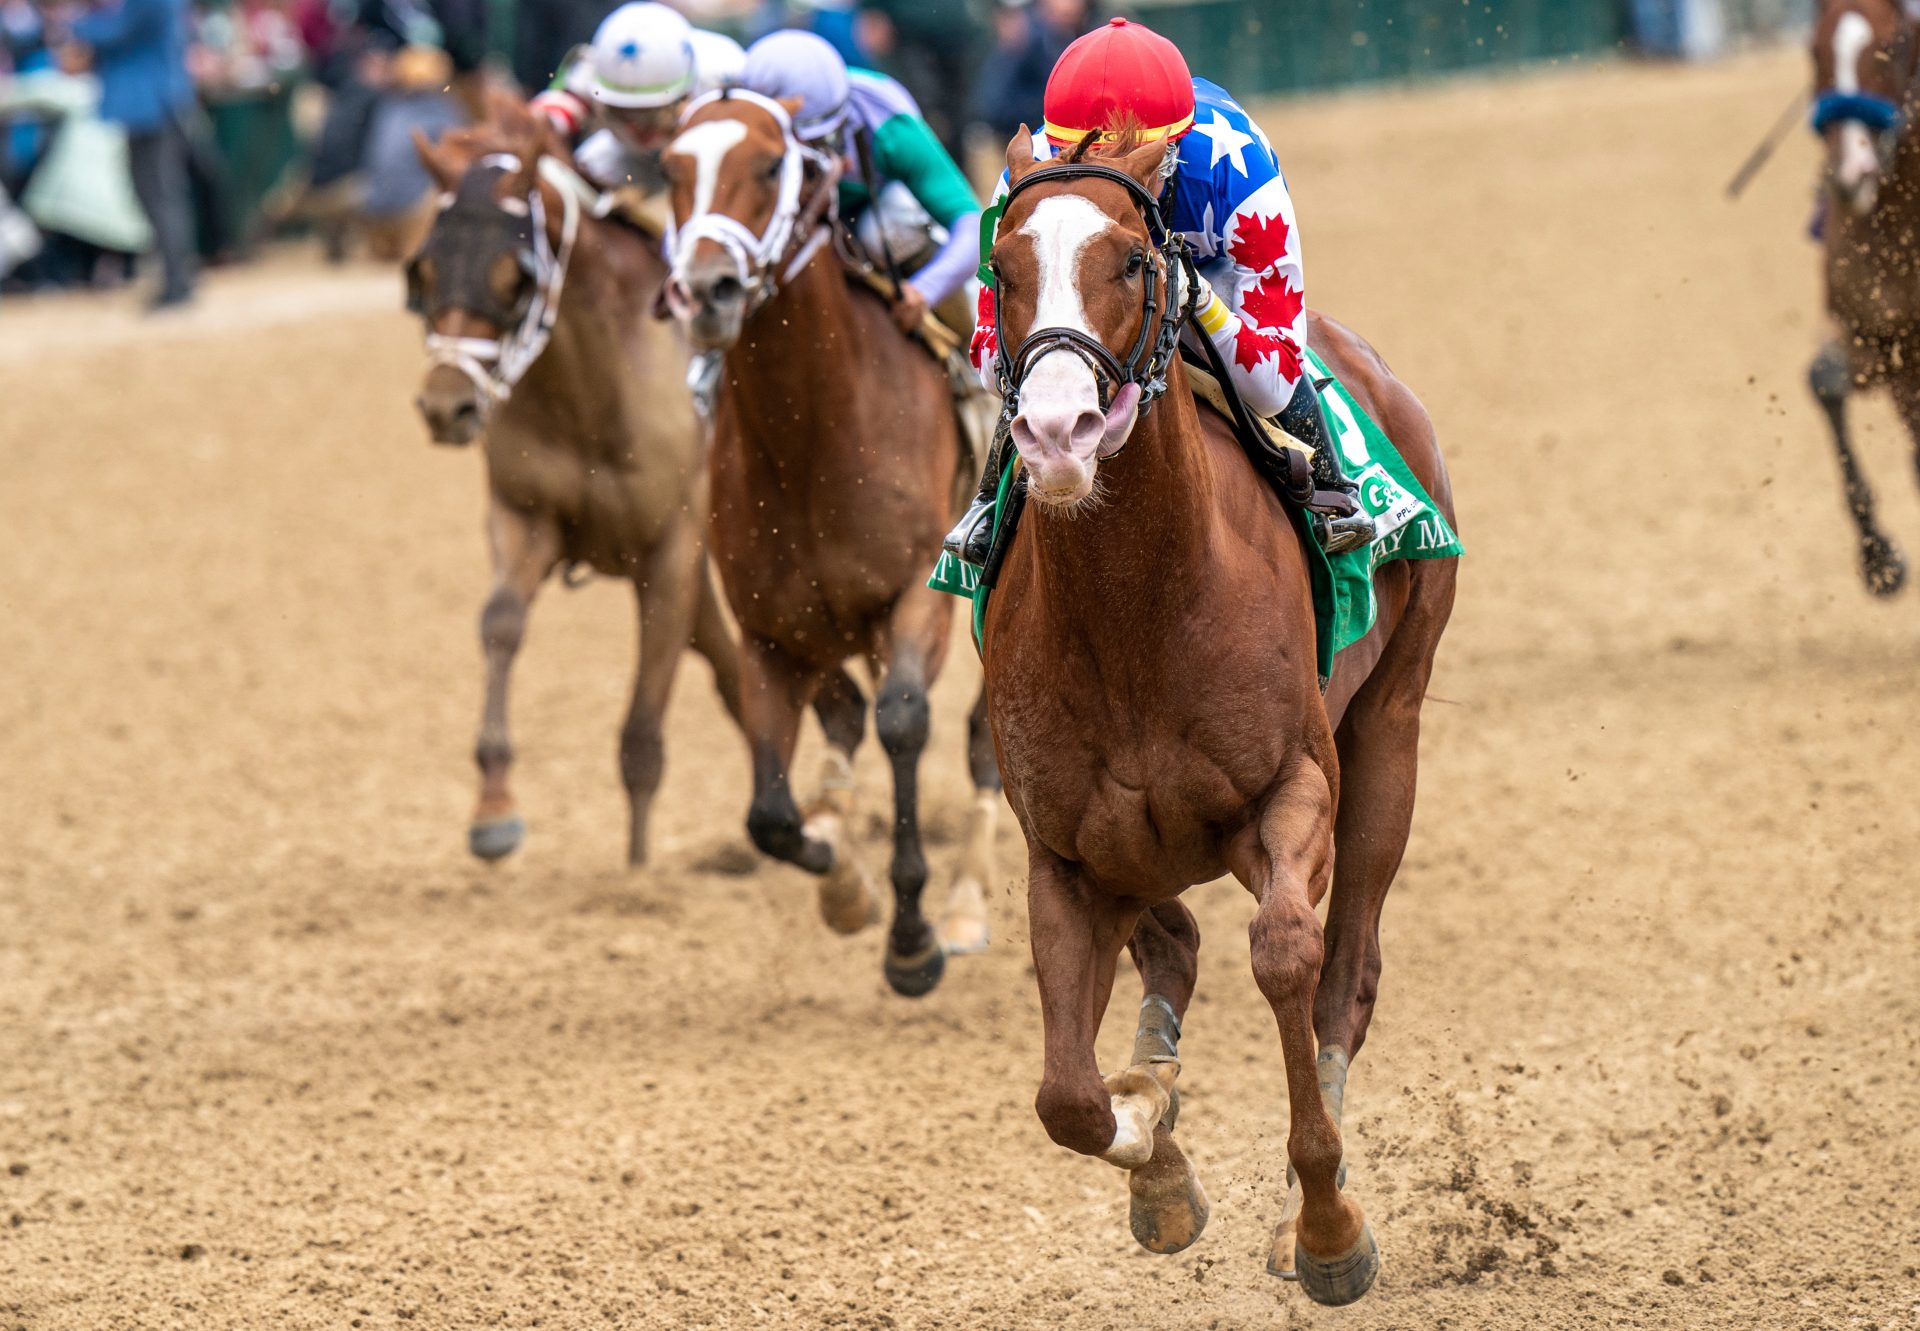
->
xmin=669 ymin=119 xmax=749 ymax=224
xmin=1012 ymin=195 xmax=1118 ymax=482
xmin=1834 ymin=11 xmax=1872 ymax=93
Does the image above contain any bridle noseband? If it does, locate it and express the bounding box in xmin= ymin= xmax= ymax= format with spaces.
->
xmin=408 ymin=151 xmax=592 ymax=404
xmin=991 ymin=160 xmax=1197 ymax=425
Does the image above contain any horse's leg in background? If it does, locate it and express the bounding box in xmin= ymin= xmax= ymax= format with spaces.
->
xmin=872 ymin=583 xmax=955 ymax=996
xmin=803 ymin=665 xmax=880 ymax=935
xmin=1025 ymin=845 xmax=1157 ymax=1159
xmin=1236 ymin=758 xmax=1379 ymax=1307
xmin=1810 ymin=339 xmax=1905 ymax=595
xmin=688 ymin=557 xmax=744 ymax=728
xmin=739 ymin=635 xmax=875 ymax=928
xmin=620 ymin=516 xmax=703 ymax=867
xmin=1117 ymin=900 xmax=1209 ymax=1254
xmin=470 ymin=498 xmax=564 ymax=861
xmin=937 ymin=685 xmax=999 ymax=956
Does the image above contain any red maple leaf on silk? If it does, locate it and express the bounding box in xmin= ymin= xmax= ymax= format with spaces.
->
xmin=1230 ymin=323 xmax=1303 ymax=381
xmin=1240 ymin=274 xmax=1305 ymax=335
xmin=1230 ymin=207 xmax=1293 ymax=276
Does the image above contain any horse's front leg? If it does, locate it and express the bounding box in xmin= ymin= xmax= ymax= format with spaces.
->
xmin=1235 ymin=758 xmax=1379 ymax=1307
xmin=872 ymin=585 xmax=955 ymax=996
xmin=739 ymin=635 xmax=875 ymax=931
xmin=620 ymin=516 xmax=703 ymax=867
xmin=469 ymin=497 xmax=563 ymax=861
xmin=1024 ymin=847 xmax=1165 ymax=1172
xmin=1811 ymin=339 xmax=1905 ymax=595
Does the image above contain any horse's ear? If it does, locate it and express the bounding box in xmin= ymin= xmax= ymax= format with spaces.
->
xmin=483 ymin=85 xmax=526 ymax=132
xmin=1006 ymin=125 xmax=1043 ymax=184
xmin=415 ymin=130 xmax=458 ymax=188
xmin=1115 ymin=136 xmax=1170 ymax=192
xmin=777 ymin=95 xmax=805 ymax=122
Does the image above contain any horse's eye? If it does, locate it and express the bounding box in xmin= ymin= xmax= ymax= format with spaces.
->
xmin=1125 ymin=251 xmax=1145 ymax=279
xmin=764 ymin=157 xmax=783 ymax=181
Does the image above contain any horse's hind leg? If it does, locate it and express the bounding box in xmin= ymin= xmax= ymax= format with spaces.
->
xmin=937 ymin=684 xmax=999 ymax=956
xmin=740 ymin=636 xmax=843 ymax=878
xmin=1119 ymin=901 xmax=1209 ymax=1254
xmin=803 ymin=666 xmax=881 ymax=935
xmin=872 ymin=586 xmax=955 ymax=996
xmin=620 ymin=521 xmax=703 ymax=867
xmin=1236 ymin=759 xmax=1378 ymax=1307
xmin=1811 ymin=340 xmax=1905 ymax=596
xmin=470 ymin=499 xmax=563 ymax=861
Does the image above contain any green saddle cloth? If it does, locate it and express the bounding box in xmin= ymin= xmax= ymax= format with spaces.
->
xmin=928 ymin=347 xmax=1464 ymax=680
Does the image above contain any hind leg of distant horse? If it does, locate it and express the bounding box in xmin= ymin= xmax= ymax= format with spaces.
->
xmin=1235 ymin=758 xmax=1378 ymax=1307
xmin=872 ymin=584 xmax=956 ymax=996
xmin=470 ymin=499 xmax=564 ymax=861
xmin=937 ymin=686 xmax=1000 ymax=956
xmin=620 ymin=516 xmax=706 ymax=867
xmin=803 ymin=665 xmax=882 ymax=935
xmin=1811 ymin=339 xmax=1905 ymax=596
xmin=1117 ymin=900 xmax=1209 ymax=1254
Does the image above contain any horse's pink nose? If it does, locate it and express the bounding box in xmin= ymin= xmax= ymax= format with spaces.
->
xmin=1012 ymin=403 xmax=1104 ymax=464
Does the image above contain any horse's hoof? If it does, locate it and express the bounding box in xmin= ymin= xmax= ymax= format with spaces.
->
xmin=1128 ymin=1133 xmax=1209 ymax=1254
xmin=882 ymin=940 xmax=946 ymax=997
xmin=469 ymin=814 xmax=525 ymax=861
xmin=816 ymin=855 xmax=879 ymax=935
xmin=1863 ymin=537 xmax=1906 ymax=597
xmin=938 ymin=878 xmax=991 ymax=955
xmin=1294 ymin=1223 xmax=1381 ymax=1307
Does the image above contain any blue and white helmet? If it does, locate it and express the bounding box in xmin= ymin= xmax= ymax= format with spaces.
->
xmin=740 ymin=29 xmax=851 ymax=142
xmin=687 ymin=29 xmax=747 ymax=97
xmin=588 ymin=3 xmax=696 ymax=110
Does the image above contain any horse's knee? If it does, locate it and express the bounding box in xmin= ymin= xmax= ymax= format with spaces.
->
xmin=1250 ymin=895 xmax=1324 ymax=1008
xmin=1811 ymin=344 xmax=1852 ymax=407
xmin=1035 ymin=1077 xmax=1116 ymax=1158
xmin=875 ymin=680 xmax=930 ymax=758
xmin=480 ymin=586 xmax=526 ymax=655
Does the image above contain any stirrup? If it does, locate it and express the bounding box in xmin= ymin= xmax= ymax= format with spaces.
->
xmin=1314 ymin=509 xmax=1376 ymax=556
xmin=943 ymin=496 xmax=997 ymax=567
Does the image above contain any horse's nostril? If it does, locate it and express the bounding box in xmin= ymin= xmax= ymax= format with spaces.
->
xmin=711 ymin=275 xmax=744 ymax=305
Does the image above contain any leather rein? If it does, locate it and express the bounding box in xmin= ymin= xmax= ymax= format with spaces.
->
xmin=991 ymin=161 xmax=1198 ymax=427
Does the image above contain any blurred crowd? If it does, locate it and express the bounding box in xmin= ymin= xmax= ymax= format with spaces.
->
xmin=0 ymin=0 xmax=1102 ymax=309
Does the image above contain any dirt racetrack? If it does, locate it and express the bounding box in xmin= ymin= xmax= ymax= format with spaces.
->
xmin=4 ymin=46 xmax=1919 ymax=1331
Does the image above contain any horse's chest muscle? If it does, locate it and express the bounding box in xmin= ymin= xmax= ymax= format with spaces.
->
xmin=488 ymin=437 xmax=685 ymax=555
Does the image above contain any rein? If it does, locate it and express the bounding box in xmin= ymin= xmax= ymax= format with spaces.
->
xmin=666 ymin=88 xmax=843 ymax=318
xmin=412 ymin=152 xmax=597 ymax=404
xmin=991 ymin=161 xmax=1196 ymax=425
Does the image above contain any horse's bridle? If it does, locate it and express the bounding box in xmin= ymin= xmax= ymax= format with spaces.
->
xmin=990 ymin=161 xmax=1197 ymax=424
xmin=407 ymin=152 xmax=593 ymax=404
xmin=665 ymin=88 xmax=843 ymax=318
xmin=1813 ymin=9 xmax=1919 ymax=137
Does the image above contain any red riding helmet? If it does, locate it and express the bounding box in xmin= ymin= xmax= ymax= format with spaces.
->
xmin=1042 ymin=18 xmax=1195 ymax=149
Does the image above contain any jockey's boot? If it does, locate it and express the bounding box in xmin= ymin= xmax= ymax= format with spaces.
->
xmin=1280 ymin=376 xmax=1375 ymax=556
xmin=943 ymin=418 xmax=1011 ymax=567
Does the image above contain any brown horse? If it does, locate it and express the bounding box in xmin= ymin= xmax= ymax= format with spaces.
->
xmin=1809 ymin=0 xmax=1920 ymax=595
xmin=407 ymin=97 xmax=742 ymax=866
xmin=980 ymin=134 xmax=1457 ymax=1305
xmin=660 ymin=89 xmax=997 ymax=995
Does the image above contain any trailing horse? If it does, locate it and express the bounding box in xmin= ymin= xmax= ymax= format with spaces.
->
xmin=1808 ymin=0 xmax=1920 ymax=595
xmin=979 ymin=133 xmax=1457 ymax=1305
xmin=407 ymin=94 xmax=742 ymax=866
xmin=660 ymin=88 xmax=998 ymax=996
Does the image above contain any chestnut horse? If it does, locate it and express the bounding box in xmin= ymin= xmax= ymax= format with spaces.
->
xmin=981 ymin=135 xmax=1457 ymax=1305
xmin=659 ymin=89 xmax=998 ymax=996
xmin=408 ymin=98 xmax=742 ymax=865
xmin=1808 ymin=0 xmax=1920 ymax=595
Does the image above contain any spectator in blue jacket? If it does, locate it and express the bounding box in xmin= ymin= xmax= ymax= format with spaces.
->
xmin=67 ymin=0 xmax=197 ymax=307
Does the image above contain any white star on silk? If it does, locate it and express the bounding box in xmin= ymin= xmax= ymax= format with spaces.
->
xmin=1189 ymin=111 xmax=1255 ymax=175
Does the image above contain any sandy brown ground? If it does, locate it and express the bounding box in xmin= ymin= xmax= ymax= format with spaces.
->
xmin=4 ymin=46 xmax=1919 ymax=1330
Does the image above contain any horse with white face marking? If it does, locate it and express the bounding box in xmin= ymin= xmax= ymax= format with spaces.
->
xmin=1807 ymin=0 xmax=1920 ymax=594
xmin=981 ymin=129 xmax=1456 ymax=1307
xmin=406 ymin=94 xmax=744 ymax=865
xmin=659 ymin=90 xmax=999 ymax=995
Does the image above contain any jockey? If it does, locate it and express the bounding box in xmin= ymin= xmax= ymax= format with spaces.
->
xmin=737 ymin=28 xmax=982 ymax=334
xmin=530 ymin=3 xmax=745 ymax=194
xmin=947 ymin=17 xmax=1376 ymax=563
